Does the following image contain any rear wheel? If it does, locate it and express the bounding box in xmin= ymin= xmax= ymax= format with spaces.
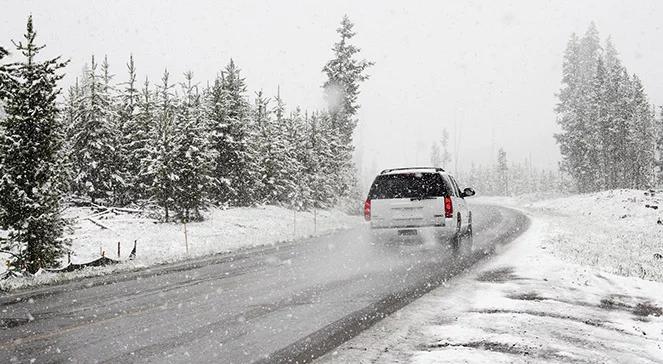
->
xmin=450 ymin=215 xmax=462 ymax=250
xmin=464 ymin=212 xmax=474 ymax=252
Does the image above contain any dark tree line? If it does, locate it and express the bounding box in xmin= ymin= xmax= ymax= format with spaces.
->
xmin=556 ymin=23 xmax=660 ymax=193
xmin=0 ymin=15 xmax=371 ymax=273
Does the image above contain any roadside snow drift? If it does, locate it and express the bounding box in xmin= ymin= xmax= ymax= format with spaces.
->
xmin=529 ymin=189 xmax=663 ymax=281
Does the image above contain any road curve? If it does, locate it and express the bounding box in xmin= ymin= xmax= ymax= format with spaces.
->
xmin=0 ymin=204 xmax=528 ymax=363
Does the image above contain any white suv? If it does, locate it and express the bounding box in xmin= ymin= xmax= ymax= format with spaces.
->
xmin=364 ymin=167 xmax=475 ymax=246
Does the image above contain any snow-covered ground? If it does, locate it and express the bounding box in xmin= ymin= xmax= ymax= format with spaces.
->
xmin=319 ymin=190 xmax=663 ymax=363
xmin=0 ymin=205 xmax=361 ymax=291
xmin=482 ymin=189 xmax=663 ymax=281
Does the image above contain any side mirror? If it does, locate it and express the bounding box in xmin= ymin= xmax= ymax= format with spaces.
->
xmin=461 ymin=187 xmax=475 ymax=198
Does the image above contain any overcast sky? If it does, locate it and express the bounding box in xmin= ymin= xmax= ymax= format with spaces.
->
xmin=2 ymin=0 xmax=663 ymax=181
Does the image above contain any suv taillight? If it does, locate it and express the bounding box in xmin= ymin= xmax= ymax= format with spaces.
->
xmin=444 ymin=196 xmax=453 ymax=218
xmin=364 ymin=199 xmax=371 ymax=221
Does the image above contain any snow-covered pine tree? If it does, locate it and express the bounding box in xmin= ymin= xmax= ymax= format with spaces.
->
xmin=135 ymin=76 xmax=156 ymax=201
xmin=172 ymin=71 xmax=214 ymax=221
xmin=588 ymin=56 xmax=608 ymax=190
xmin=205 ymin=71 xmax=230 ymax=204
xmin=323 ymin=15 xmax=373 ymax=142
xmin=62 ymin=79 xmax=81 ymax=136
xmin=656 ymin=107 xmax=663 ymax=186
xmin=430 ymin=142 xmax=441 ymax=167
xmin=614 ymin=69 xmax=635 ymax=188
xmin=145 ymin=69 xmax=178 ymax=220
xmin=209 ymin=60 xmax=259 ymax=206
xmin=303 ymin=111 xmax=335 ymax=209
xmin=100 ymin=56 xmax=127 ymax=205
xmin=553 ymin=24 xmax=658 ymax=192
xmin=59 ymin=78 xmax=82 ymax=194
xmin=0 ymin=16 xmax=69 ymax=273
xmin=252 ymin=90 xmax=274 ymax=203
xmin=555 ymin=26 xmax=603 ymax=193
xmin=317 ymin=111 xmax=346 ymax=202
xmin=441 ymin=129 xmax=452 ymax=168
xmin=70 ymin=55 xmax=120 ymax=204
xmin=116 ymin=55 xmax=141 ymax=203
xmin=281 ymin=108 xmax=310 ymax=210
xmin=497 ymin=148 xmax=509 ymax=196
xmin=628 ymin=75 xmax=656 ymax=188
xmin=602 ymin=39 xmax=628 ymax=189
xmin=322 ymin=16 xmax=373 ymax=204
xmin=576 ymin=23 xmax=603 ymax=192
xmin=555 ymin=33 xmax=581 ymax=191
xmin=267 ymin=91 xmax=300 ymax=206
xmin=0 ymin=45 xmax=10 ymax=100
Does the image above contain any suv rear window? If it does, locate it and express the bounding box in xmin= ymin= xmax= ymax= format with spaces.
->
xmin=368 ymin=173 xmax=451 ymax=199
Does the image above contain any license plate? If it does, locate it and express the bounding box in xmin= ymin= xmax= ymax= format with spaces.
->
xmin=398 ymin=229 xmax=418 ymax=236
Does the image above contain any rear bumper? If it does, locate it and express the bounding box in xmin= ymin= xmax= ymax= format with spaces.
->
xmin=369 ymin=223 xmax=456 ymax=241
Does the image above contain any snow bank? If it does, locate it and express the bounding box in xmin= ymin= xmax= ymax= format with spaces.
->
xmin=320 ymin=212 xmax=663 ymax=363
xmin=0 ymin=205 xmax=361 ymax=291
xmin=475 ymin=190 xmax=663 ymax=282
xmin=527 ymin=189 xmax=663 ymax=282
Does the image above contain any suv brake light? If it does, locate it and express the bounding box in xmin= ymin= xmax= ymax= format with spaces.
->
xmin=364 ymin=199 xmax=371 ymax=221
xmin=444 ymin=196 xmax=453 ymax=218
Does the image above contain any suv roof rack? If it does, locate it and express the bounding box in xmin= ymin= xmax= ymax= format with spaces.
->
xmin=380 ymin=167 xmax=445 ymax=174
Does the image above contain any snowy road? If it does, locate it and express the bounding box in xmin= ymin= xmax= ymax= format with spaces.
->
xmin=0 ymin=205 xmax=527 ymax=363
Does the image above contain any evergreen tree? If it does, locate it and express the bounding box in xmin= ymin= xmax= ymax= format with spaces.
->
xmin=323 ymin=15 xmax=373 ymax=142
xmin=282 ymin=108 xmax=310 ymax=210
xmin=0 ymin=45 xmax=10 ymax=100
xmin=208 ymin=60 xmax=258 ymax=206
xmin=62 ymin=79 xmax=81 ymax=135
xmin=70 ymin=55 xmax=120 ymax=203
xmin=430 ymin=142 xmax=441 ymax=167
xmin=269 ymin=91 xmax=301 ymax=206
xmin=588 ymin=56 xmax=608 ymax=190
xmin=322 ymin=16 xmax=373 ymax=204
xmin=205 ymin=71 xmax=230 ymax=203
xmin=59 ymin=78 xmax=81 ymax=194
xmin=304 ymin=111 xmax=336 ymax=209
xmin=135 ymin=76 xmax=156 ymax=201
xmin=441 ymin=128 xmax=452 ymax=168
xmin=118 ymin=55 xmax=151 ymax=203
xmin=602 ymin=39 xmax=627 ymax=189
xmin=555 ymin=24 xmax=657 ymax=191
xmin=656 ymin=107 xmax=663 ymax=186
xmin=0 ymin=16 xmax=69 ymax=273
xmin=628 ymin=75 xmax=656 ymax=188
xmin=497 ymin=148 xmax=509 ymax=196
xmin=172 ymin=71 xmax=214 ymax=221
xmin=555 ymin=33 xmax=582 ymax=190
xmin=252 ymin=90 xmax=273 ymax=203
xmin=146 ymin=70 xmax=178 ymax=220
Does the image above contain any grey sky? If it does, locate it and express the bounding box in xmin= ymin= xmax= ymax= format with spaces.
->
xmin=2 ymin=0 xmax=663 ymax=181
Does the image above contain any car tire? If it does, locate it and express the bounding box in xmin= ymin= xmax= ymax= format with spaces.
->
xmin=464 ymin=212 xmax=474 ymax=252
xmin=451 ymin=215 xmax=462 ymax=250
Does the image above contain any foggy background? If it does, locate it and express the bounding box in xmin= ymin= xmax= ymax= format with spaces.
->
xmin=2 ymin=0 xmax=662 ymax=184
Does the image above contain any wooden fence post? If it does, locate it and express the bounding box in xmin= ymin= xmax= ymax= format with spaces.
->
xmin=184 ymin=222 xmax=189 ymax=255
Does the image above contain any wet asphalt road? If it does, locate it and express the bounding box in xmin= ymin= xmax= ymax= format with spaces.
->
xmin=0 ymin=204 xmax=528 ymax=364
